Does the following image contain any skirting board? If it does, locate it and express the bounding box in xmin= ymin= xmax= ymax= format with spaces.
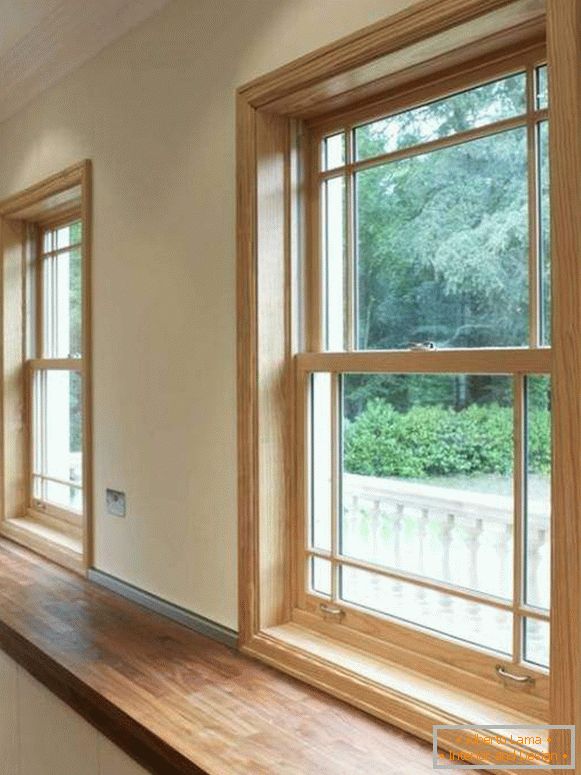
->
xmin=88 ymin=568 xmax=238 ymax=649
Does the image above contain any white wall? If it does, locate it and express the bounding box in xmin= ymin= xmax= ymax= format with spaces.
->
xmin=0 ymin=0 xmax=413 ymax=629
xmin=0 ymin=649 xmax=147 ymax=775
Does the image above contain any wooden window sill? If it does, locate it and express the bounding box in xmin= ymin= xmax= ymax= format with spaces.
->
xmin=241 ymin=621 xmax=549 ymax=768
xmin=0 ymin=517 xmax=83 ymax=574
xmin=0 ymin=538 xmax=455 ymax=775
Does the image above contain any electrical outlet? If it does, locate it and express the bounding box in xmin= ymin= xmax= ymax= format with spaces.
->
xmin=106 ymin=489 xmax=126 ymax=517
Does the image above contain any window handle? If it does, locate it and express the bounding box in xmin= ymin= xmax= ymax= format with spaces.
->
xmin=495 ymin=664 xmax=535 ymax=685
xmin=408 ymin=341 xmax=437 ymax=351
xmin=319 ymin=603 xmax=344 ymax=619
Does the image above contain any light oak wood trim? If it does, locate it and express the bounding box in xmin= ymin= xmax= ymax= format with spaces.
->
xmin=296 ymin=348 xmax=552 ymax=375
xmin=546 ymin=0 xmax=581 ymax=763
xmin=0 ymin=219 xmax=26 ymax=525
xmin=80 ymin=160 xmax=93 ymax=570
xmin=39 ymin=241 xmax=82 ymax=260
xmin=294 ymin=366 xmax=308 ymax=610
xmin=27 ymin=358 xmax=84 ymax=371
xmin=35 ymin=206 xmax=83 ymax=231
xmin=243 ymin=627 xmax=543 ymax=775
xmin=527 ymin=65 xmax=541 ymax=347
xmin=317 ymin=112 xmax=545 ymax=180
xmin=305 ymin=125 xmax=322 ymax=352
xmin=237 ymin=93 xmax=259 ymax=647
xmin=305 ymin=548 xmax=549 ymax=623
xmin=0 ymin=162 xmax=92 ymax=575
xmin=306 ymin=35 xmax=546 ymax=131
xmin=256 ymin=111 xmax=291 ymax=628
xmin=292 ymin=605 xmax=549 ymax=717
xmin=0 ymin=519 xmax=83 ymax=574
xmin=239 ymin=0 xmax=544 ymax=113
xmin=0 ymin=162 xmax=86 ymax=218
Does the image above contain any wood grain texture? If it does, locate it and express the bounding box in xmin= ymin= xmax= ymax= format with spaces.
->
xmin=256 ymin=111 xmax=292 ymax=629
xmin=296 ymin=22 xmax=545 ymax=123
xmin=0 ymin=538 xmax=473 ymax=775
xmin=546 ymin=0 xmax=581 ymax=766
xmin=236 ymin=94 xmax=259 ymax=648
xmin=296 ymin=348 xmax=551 ymax=374
xmin=0 ymin=163 xmax=86 ymax=218
xmin=81 ymin=160 xmax=93 ymax=570
xmin=239 ymin=0 xmax=544 ymax=112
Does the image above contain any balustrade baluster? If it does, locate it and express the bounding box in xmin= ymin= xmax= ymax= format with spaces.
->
xmin=442 ymin=513 xmax=454 ymax=583
xmin=372 ymin=499 xmax=381 ymax=562
xmin=496 ymin=523 xmax=512 ymax=626
xmin=465 ymin=518 xmax=483 ymax=633
xmin=527 ymin=526 xmax=547 ymax=608
xmin=416 ymin=508 xmax=430 ymax=616
xmin=439 ymin=513 xmax=455 ymax=624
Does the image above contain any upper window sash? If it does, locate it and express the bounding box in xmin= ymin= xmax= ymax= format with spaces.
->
xmin=309 ymin=56 xmax=549 ymax=354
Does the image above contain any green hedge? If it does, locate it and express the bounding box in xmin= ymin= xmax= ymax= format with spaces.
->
xmin=343 ymin=400 xmax=550 ymax=478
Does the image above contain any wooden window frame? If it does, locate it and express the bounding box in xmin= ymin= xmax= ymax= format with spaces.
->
xmin=28 ymin=217 xmax=84 ymax=529
xmin=0 ymin=162 xmax=92 ymax=574
xmin=296 ymin=48 xmax=551 ymax=714
xmin=237 ymin=0 xmax=581 ymax=766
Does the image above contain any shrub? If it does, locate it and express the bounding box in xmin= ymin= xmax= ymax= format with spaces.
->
xmin=343 ymin=399 xmax=550 ymax=478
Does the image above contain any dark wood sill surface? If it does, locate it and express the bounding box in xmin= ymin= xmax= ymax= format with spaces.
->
xmin=0 ymin=539 xmax=462 ymax=774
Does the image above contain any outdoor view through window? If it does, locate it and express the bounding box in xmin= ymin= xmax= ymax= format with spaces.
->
xmin=305 ymin=62 xmax=550 ymax=674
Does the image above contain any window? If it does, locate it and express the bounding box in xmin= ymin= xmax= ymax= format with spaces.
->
xmin=238 ymin=0 xmax=581 ymax=762
xmin=0 ymin=162 xmax=91 ymax=573
xmin=301 ymin=56 xmax=550 ymax=708
xmin=30 ymin=220 xmax=84 ymax=523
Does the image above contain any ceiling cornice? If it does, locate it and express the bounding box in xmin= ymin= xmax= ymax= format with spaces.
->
xmin=0 ymin=0 xmax=172 ymax=124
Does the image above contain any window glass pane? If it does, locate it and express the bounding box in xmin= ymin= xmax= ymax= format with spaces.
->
xmin=525 ymin=376 xmax=551 ymax=610
xmin=356 ymin=128 xmax=528 ymax=349
xmin=43 ymin=247 xmax=82 ymax=358
xmin=536 ymin=66 xmax=548 ymax=110
xmin=322 ymin=133 xmax=345 ymax=171
xmin=33 ymin=477 xmax=82 ymax=513
xmin=539 ymin=121 xmax=550 ymax=345
xmin=355 ymin=73 xmax=526 ymax=161
xmin=311 ymin=373 xmax=332 ymax=552
xmin=32 ymin=369 xmax=83 ymax=512
xmin=323 ymin=177 xmax=345 ymax=350
xmin=524 ymin=618 xmax=549 ymax=668
xmin=341 ymin=373 xmax=513 ymax=600
xmin=43 ymin=222 xmax=82 ymax=253
xmin=340 ymin=565 xmax=512 ymax=654
xmin=311 ymin=557 xmax=332 ymax=596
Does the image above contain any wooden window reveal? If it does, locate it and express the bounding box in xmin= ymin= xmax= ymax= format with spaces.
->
xmin=296 ymin=49 xmax=550 ymax=717
xmin=238 ymin=0 xmax=581 ymax=765
xmin=0 ymin=162 xmax=92 ymax=573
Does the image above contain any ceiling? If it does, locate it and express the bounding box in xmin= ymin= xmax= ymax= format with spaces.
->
xmin=0 ymin=0 xmax=172 ymax=124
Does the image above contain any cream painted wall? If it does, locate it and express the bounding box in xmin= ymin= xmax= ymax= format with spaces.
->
xmin=0 ymin=0 xmax=414 ymax=629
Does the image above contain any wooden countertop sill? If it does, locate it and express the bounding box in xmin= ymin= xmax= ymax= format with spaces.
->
xmin=0 ymin=538 xmax=450 ymax=775
xmin=1 ymin=515 xmax=83 ymax=573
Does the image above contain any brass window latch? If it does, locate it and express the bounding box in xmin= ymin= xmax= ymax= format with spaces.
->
xmin=319 ymin=603 xmax=345 ymax=620
xmin=495 ymin=664 xmax=536 ymax=686
xmin=408 ymin=341 xmax=437 ymax=351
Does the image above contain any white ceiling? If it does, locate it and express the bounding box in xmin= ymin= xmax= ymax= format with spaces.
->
xmin=0 ymin=0 xmax=172 ymax=123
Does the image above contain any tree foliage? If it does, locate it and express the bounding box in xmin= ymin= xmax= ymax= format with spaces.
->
xmin=344 ymin=71 xmax=551 ymax=436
